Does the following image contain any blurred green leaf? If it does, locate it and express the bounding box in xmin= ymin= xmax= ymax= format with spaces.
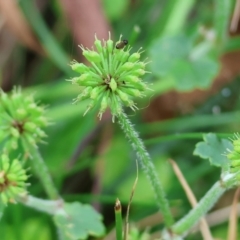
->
xmin=23 ymin=219 xmax=51 ymax=240
xmin=41 ymin=111 xmax=96 ymax=176
xmin=19 ymin=0 xmax=71 ymax=75
xmin=117 ymin=156 xmax=174 ymax=205
xmin=102 ymin=135 xmax=131 ymax=190
xmin=1 ymin=0 xmax=238 ymax=238
xmin=0 ymin=202 xmax=5 ymax=221
xmin=193 ymin=133 xmax=232 ymax=170
xmin=0 ymin=216 xmax=51 ymax=240
xmin=149 ymin=34 xmax=219 ymax=91
xmin=138 ymin=112 xmax=240 ymax=135
xmin=54 ymin=202 xmax=105 ymax=240
xmin=214 ymin=0 xmax=233 ymax=47
xmin=156 ymin=0 xmax=195 ymax=36
xmin=224 ymin=36 xmax=240 ymax=52
xmin=150 ymin=34 xmax=192 ymax=75
xmin=171 ymin=57 xmax=219 ymax=90
xmin=102 ymin=0 xmax=129 ymax=20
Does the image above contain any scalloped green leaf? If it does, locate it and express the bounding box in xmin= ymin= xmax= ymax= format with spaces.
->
xmin=193 ymin=133 xmax=232 ymax=170
xmin=53 ymin=202 xmax=105 ymax=240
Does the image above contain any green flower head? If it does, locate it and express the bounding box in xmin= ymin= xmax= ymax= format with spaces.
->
xmin=69 ymin=33 xmax=150 ymax=121
xmin=227 ymin=133 xmax=240 ymax=181
xmin=0 ymin=88 xmax=49 ymax=151
xmin=0 ymin=154 xmax=28 ymax=205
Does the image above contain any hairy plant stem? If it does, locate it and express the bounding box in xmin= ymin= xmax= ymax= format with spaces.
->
xmin=18 ymin=195 xmax=64 ymax=215
xmin=171 ymin=181 xmax=226 ymax=235
xmin=21 ymin=137 xmax=59 ymax=200
xmin=117 ymin=112 xmax=174 ymax=227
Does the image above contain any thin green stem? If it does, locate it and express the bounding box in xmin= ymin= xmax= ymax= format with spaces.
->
xmin=171 ymin=181 xmax=225 ymax=235
xmin=21 ymin=137 xmax=59 ymax=200
xmin=117 ymin=112 xmax=174 ymax=227
xmin=115 ymin=199 xmax=123 ymax=240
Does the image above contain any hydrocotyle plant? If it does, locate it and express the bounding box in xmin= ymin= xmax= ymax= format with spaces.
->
xmin=69 ymin=33 xmax=150 ymax=122
xmin=69 ymin=33 xmax=174 ymax=228
xmin=0 ymin=87 xmax=58 ymax=199
xmin=68 ymin=34 xmax=240 ymax=239
xmin=0 ymin=87 xmax=48 ymax=152
xmin=0 ymin=88 xmax=105 ymax=239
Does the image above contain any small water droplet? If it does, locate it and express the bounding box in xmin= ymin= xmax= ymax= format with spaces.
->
xmin=221 ymin=88 xmax=231 ymax=97
xmin=212 ymin=105 xmax=221 ymax=114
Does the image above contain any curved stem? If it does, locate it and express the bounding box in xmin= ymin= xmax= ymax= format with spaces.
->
xmin=171 ymin=181 xmax=225 ymax=235
xmin=117 ymin=112 xmax=174 ymax=227
xmin=21 ymin=137 xmax=59 ymax=200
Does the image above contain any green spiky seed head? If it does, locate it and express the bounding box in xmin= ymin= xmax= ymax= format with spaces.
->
xmin=0 ymin=88 xmax=49 ymax=151
xmin=0 ymin=154 xmax=29 ymax=205
xmin=69 ymin=33 xmax=150 ymax=122
xmin=227 ymin=133 xmax=240 ymax=181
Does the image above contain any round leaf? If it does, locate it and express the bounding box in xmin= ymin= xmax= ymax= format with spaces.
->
xmin=53 ymin=202 xmax=105 ymax=240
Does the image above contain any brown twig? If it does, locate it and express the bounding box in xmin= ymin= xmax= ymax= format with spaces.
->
xmin=169 ymin=159 xmax=213 ymax=240
xmin=59 ymin=0 xmax=111 ymax=52
xmin=227 ymin=187 xmax=240 ymax=240
xmin=230 ymin=0 xmax=240 ymax=32
xmin=0 ymin=0 xmax=44 ymax=54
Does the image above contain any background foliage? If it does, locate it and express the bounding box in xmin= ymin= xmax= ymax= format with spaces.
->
xmin=0 ymin=0 xmax=240 ymax=239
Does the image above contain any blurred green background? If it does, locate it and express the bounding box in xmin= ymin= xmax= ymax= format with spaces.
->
xmin=0 ymin=0 xmax=240 ymax=239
